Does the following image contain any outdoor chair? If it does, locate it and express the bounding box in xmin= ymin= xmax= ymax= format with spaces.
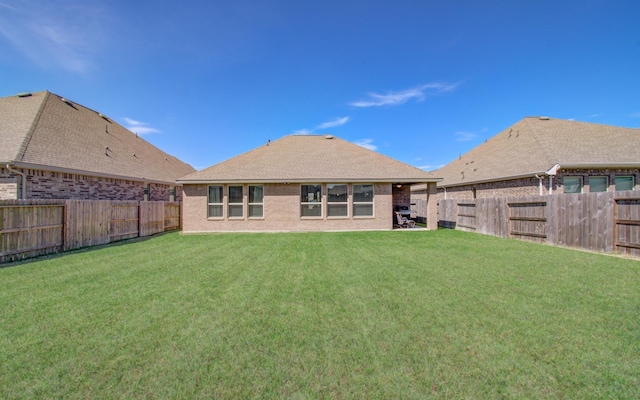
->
xmin=395 ymin=212 xmax=415 ymax=228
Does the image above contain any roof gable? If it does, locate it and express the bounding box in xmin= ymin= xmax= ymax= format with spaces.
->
xmin=1 ymin=91 xmax=195 ymax=184
xmin=179 ymin=135 xmax=440 ymax=183
xmin=436 ymin=117 xmax=640 ymax=187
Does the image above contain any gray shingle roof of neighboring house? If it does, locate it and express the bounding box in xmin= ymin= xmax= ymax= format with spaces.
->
xmin=178 ymin=134 xmax=441 ymax=183
xmin=1 ymin=91 xmax=195 ymax=184
xmin=434 ymin=116 xmax=640 ymax=187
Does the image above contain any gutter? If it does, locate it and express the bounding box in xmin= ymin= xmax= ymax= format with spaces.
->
xmin=177 ymin=178 xmax=444 ymax=185
xmin=6 ymin=164 xmax=26 ymax=199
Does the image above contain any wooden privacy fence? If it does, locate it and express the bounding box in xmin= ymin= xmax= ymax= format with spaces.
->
xmin=438 ymin=191 xmax=640 ymax=258
xmin=1 ymin=200 xmax=181 ymax=263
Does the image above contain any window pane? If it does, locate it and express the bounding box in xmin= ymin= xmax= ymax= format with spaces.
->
xmin=353 ymin=203 xmax=373 ymax=217
xmin=327 ymin=184 xmax=347 ymax=203
xmin=249 ymin=204 xmax=263 ymax=218
xmin=208 ymin=186 xmax=222 ymax=203
xmin=353 ymin=184 xmax=373 ymax=202
xmin=564 ymin=176 xmax=582 ymax=193
xmin=301 ymin=185 xmax=322 ymax=202
xmin=249 ymin=185 xmax=263 ymax=203
xmin=590 ymin=176 xmax=608 ymax=192
xmin=228 ymin=204 xmax=243 ymax=217
xmin=615 ymin=176 xmax=634 ymax=191
xmin=229 ymin=186 xmax=243 ymax=203
xmin=328 ymin=203 xmax=348 ymax=217
xmin=208 ymin=205 xmax=222 ymax=218
xmin=301 ymin=204 xmax=322 ymax=217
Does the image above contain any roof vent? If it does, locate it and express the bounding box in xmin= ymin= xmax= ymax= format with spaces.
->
xmin=17 ymin=92 xmax=32 ymax=98
xmin=539 ymin=116 xmax=550 ymax=120
xmin=325 ymin=134 xmax=334 ymax=139
xmin=61 ymin=97 xmax=74 ymax=106
xmin=98 ymin=113 xmax=110 ymax=122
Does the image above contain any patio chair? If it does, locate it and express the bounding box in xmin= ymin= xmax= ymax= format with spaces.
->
xmin=395 ymin=212 xmax=415 ymax=228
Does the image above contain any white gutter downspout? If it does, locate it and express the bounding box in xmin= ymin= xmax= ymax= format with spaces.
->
xmin=546 ymin=164 xmax=560 ymax=195
xmin=444 ymin=187 xmax=447 ymax=199
xmin=535 ymin=174 xmax=543 ymax=196
xmin=6 ymin=164 xmax=26 ymax=199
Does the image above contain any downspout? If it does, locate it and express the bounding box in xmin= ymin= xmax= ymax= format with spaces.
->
xmin=545 ymin=164 xmax=560 ymax=195
xmin=535 ymin=174 xmax=543 ymax=196
xmin=444 ymin=187 xmax=447 ymax=199
xmin=6 ymin=163 xmax=26 ymax=199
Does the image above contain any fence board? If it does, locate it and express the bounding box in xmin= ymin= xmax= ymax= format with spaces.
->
xmin=110 ymin=202 xmax=139 ymax=241
xmin=440 ymin=191 xmax=640 ymax=258
xmin=164 ymin=202 xmax=181 ymax=231
xmin=139 ymin=201 xmax=164 ymax=237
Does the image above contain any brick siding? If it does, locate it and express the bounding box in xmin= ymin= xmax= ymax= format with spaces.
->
xmin=182 ymin=182 xmax=394 ymax=232
xmin=2 ymin=167 xmax=182 ymax=201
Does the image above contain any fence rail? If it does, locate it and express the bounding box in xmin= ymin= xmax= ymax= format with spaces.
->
xmin=1 ymin=200 xmax=181 ymax=264
xmin=438 ymin=191 xmax=640 ymax=258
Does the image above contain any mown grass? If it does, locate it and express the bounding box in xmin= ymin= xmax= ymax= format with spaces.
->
xmin=1 ymin=230 xmax=638 ymax=399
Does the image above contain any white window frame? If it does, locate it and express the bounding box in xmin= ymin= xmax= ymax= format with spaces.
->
xmin=352 ymin=183 xmax=374 ymax=218
xmin=207 ymin=185 xmax=224 ymax=219
xmin=248 ymin=185 xmax=264 ymax=219
xmin=563 ymin=176 xmax=583 ymax=194
xmin=228 ymin=185 xmax=244 ymax=219
xmin=589 ymin=176 xmax=608 ymax=193
xmin=327 ymin=183 xmax=348 ymax=218
xmin=615 ymin=176 xmax=635 ymax=191
xmin=300 ymin=184 xmax=323 ymax=218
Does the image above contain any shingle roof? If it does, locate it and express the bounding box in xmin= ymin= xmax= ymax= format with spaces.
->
xmin=435 ymin=117 xmax=640 ymax=187
xmin=178 ymin=135 xmax=441 ymax=183
xmin=0 ymin=91 xmax=195 ymax=184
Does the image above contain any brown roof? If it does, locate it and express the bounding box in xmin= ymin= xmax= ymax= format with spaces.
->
xmin=178 ymin=134 xmax=441 ymax=183
xmin=435 ymin=117 xmax=640 ymax=187
xmin=0 ymin=91 xmax=195 ymax=184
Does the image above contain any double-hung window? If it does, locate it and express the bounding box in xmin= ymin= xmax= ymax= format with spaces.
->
xmin=248 ymin=185 xmax=264 ymax=218
xmin=208 ymin=186 xmax=223 ymax=218
xmin=327 ymin=184 xmax=348 ymax=217
xmin=228 ymin=185 xmax=244 ymax=218
xmin=353 ymin=184 xmax=374 ymax=217
xmin=301 ymin=184 xmax=322 ymax=217
xmin=589 ymin=176 xmax=608 ymax=192
xmin=564 ymin=176 xmax=582 ymax=193
xmin=615 ymin=176 xmax=634 ymax=191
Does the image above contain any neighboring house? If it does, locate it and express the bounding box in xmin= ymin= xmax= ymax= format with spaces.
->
xmin=412 ymin=116 xmax=640 ymax=201
xmin=0 ymin=91 xmax=195 ymax=201
xmin=177 ymin=134 xmax=442 ymax=232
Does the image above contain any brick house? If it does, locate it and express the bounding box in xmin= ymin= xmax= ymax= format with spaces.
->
xmin=412 ymin=117 xmax=640 ymax=202
xmin=0 ymin=91 xmax=195 ymax=201
xmin=177 ymin=134 xmax=442 ymax=232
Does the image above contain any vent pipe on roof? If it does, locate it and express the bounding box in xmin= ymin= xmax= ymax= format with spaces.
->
xmin=325 ymin=134 xmax=334 ymax=139
xmin=539 ymin=116 xmax=550 ymax=120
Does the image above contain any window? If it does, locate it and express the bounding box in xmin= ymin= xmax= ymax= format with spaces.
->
xmin=589 ymin=176 xmax=608 ymax=192
xmin=353 ymin=184 xmax=374 ymax=217
xmin=301 ymin=184 xmax=322 ymax=217
xmin=564 ymin=176 xmax=582 ymax=193
xmin=615 ymin=176 xmax=634 ymax=191
xmin=228 ymin=185 xmax=244 ymax=218
xmin=208 ymin=186 xmax=223 ymax=218
xmin=327 ymin=184 xmax=348 ymax=217
xmin=248 ymin=185 xmax=264 ymax=218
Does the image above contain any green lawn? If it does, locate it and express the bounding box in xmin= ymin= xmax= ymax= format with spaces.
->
xmin=1 ymin=230 xmax=638 ymax=399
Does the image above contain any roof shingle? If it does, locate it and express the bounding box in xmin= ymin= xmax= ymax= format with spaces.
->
xmin=179 ymin=135 xmax=441 ymax=183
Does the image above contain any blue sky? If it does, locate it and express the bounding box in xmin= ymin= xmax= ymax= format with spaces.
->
xmin=1 ymin=0 xmax=639 ymax=171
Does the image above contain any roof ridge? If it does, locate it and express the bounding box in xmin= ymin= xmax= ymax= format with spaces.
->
xmin=15 ymin=90 xmax=51 ymax=162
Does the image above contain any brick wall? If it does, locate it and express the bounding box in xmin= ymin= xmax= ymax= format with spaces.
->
xmin=2 ymin=167 xmax=182 ymax=201
xmin=182 ymin=182 xmax=393 ymax=232
xmin=432 ymin=168 xmax=640 ymax=200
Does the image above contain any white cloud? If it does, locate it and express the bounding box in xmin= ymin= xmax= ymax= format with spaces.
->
xmin=454 ymin=131 xmax=477 ymax=142
xmin=0 ymin=1 xmax=111 ymax=73
xmin=354 ymin=139 xmax=376 ymax=151
xmin=317 ymin=116 xmax=349 ymax=129
xmin=588 ymin=113 xmax=603 ymax=118
xmin=350 ymin=82 xmax=460 ymax=107
xmin=292 ymin=129 xmax=314 ymax=135
xmin=630 ymin=112 xmax=640 ymax=118
xmin=123 ymin=117 xmax=161 ymax=135
xmin=294 ymin=116 xmax=350 ymax=135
